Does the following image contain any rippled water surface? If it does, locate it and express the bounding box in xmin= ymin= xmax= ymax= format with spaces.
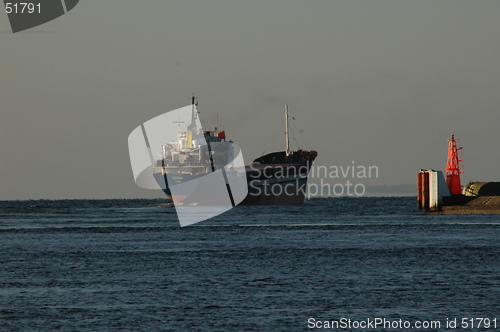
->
xmin=0 ymin=197 xmax=499 ymax=331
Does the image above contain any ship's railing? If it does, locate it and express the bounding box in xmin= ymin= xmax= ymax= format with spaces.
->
xmin=152 ymin=163 xmax=212 ymax=175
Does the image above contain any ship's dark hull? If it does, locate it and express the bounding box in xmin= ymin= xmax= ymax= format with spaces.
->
xmin=240 ymin=150 xmax=317 ymax=205
xmin=154 ymin=149 xmax=318 ymax=205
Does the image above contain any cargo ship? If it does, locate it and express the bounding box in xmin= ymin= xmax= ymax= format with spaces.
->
xmin=417 ymin=134 xmax=500 ymax=214
xmin=240 ymin=105 xmax=317 ymax=205
xmin=153 ymin=98 xmax=317 ymax=205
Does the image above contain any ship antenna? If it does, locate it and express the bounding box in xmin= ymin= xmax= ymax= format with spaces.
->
xmin=186 ymin=93 xmax=198 ymax=149
xmin=285 ymin=105 xmax=290 ymax=156
xmin=189 ymin=93 xmax=198 ymax=128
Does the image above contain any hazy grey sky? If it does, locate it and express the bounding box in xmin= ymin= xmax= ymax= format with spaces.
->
xmin=1 ymin=0 xmax=500 ymax=200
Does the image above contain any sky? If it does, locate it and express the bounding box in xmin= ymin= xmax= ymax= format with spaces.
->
xmin=1 ymin=0 xmax=500 ymax=200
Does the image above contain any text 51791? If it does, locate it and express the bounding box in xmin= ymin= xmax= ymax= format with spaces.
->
xmin=5 ymin=3 xmax=41 ymax=14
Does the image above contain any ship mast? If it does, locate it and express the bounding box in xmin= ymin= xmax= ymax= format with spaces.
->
xmin=186 ymin=94 xmax=197 ymax=149
xmin=285 ymin=105 xmax=290 ymax=156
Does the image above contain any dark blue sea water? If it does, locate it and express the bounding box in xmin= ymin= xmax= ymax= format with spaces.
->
xmin=0 ymin=197 xmax=499 ymax=331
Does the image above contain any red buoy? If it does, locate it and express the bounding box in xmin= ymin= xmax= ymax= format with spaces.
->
xmin=445 ymin=134 xmax=463 ymax=195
